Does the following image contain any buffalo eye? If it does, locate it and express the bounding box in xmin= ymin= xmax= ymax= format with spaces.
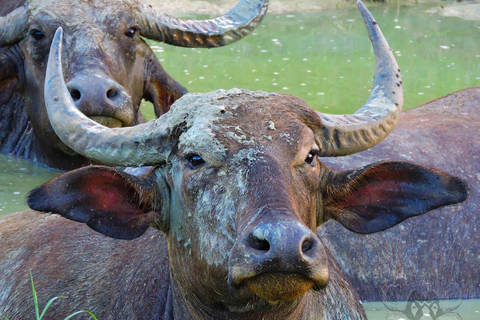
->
xmin=30 ymin=29 xmax=45 ymax=41
xmin=305 ymin=150 xmax=319 ymax=166
xmin=185 ymin=154 xmax=206 ymax=169
xmin=124 ymin=26 xmax=139 ymax=39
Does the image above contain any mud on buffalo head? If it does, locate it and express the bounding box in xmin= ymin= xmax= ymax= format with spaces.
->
xmin=28 ymin=1 xmax=468 ymax=318
xmin=0 ymin=0 xmax=268 ymax=168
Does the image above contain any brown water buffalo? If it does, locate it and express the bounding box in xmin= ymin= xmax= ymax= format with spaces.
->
xmin=0 ymin=3 xmax=468 ymax=319
xmin=0 ymin=0 xmax=268 ymax=170
xmin=319 ymin=87 xmax=480 ymax=301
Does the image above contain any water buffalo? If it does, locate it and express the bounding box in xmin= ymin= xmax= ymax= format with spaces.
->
xmin=319 ymin=87 xmax=480 ymax=301
xmin=0 ymin=0 xmax=268 ymax=169
xmin=0 ymin=2 xmax=468 ymax=319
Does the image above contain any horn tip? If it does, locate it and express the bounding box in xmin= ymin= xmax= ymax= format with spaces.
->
xmin=356 ymin=0 xmax=375 ymax=25
xmin=54 ymin=27 xmax=64 ymax=37
xmin=52 ymin=27 xmax=64 ymax=60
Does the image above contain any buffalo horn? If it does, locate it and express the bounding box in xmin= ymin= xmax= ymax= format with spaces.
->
xmin=316 ymin=0 xmax=403 ymax=157
xmin=0 ymin=6 xmax=28 ymax=47
xmin=137 ymin=0 xmax=268 ymax=47
xmin=45 ymin=28 xmax=171 ymax=167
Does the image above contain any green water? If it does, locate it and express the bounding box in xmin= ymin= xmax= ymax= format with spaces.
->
xmin=140 ymin=3 xmax=480 ymax=119
xmin=0 ymin=154 xmax=57 ymax=214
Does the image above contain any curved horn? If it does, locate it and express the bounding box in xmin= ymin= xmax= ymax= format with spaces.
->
xmin=137 ymin=0 xmax=268 ymax=47
xmin=317 ymin=0 xmax=403 ymax=157
xmin=45 ymin=28 xmax=170 ymax=167
xmin=0 ymin=6 xmax=28 ymax=47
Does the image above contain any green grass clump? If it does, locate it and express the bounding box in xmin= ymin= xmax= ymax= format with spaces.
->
xmin=3 ymin=271 xmax=98 ymax=320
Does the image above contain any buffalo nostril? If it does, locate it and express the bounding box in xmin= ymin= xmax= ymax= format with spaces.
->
xmin=106 ymin=88 xmax=117 ymax=99
xmin=247 ymin=234 xmax=270 ymax=252
xmin=301 ymin=238 xmax=314 ymax=253
xmin=70 ymin=89 xmax=81 ymax=101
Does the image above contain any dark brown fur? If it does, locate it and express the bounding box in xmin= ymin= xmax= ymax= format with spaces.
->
xmin=320 ymin=87 xmax=480 ymax=300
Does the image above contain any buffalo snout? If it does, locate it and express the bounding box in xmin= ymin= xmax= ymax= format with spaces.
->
xmin=229 ymin=219 xmax=329 ymax=302
xmin=67 ymin=73 xmax=134 ymax=127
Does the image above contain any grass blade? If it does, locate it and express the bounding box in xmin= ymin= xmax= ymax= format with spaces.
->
xmin=30 ymin=271 xmax=40 ymax=320
xmin=39 ymin=296 xmax=66 ymax=319
xmin=64 ymin=310 xmax=99 ymax=320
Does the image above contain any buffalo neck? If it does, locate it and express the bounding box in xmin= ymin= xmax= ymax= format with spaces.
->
xmin=0 ymin=93 xmax=42 ymax=162
xmin=0 ymin=91 xmax=92 ymax=169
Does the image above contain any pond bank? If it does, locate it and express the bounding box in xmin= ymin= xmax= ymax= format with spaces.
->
xmin=144 ymin=0 xmax=480 ymax=19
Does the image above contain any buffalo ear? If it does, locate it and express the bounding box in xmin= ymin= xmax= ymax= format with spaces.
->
xmin=323 ymin=161 xmax=468 ymax=234
xmin=27 ymin=166 xmax=165 ymax=240
xmin=144 ymin=57 xmax=188 ymax=117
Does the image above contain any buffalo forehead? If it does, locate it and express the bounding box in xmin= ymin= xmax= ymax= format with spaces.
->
xmin=28 ymin=0 xmax=136 ymax=11
xmin=169 ymin=89 xmax=274 ymax=164
xmin=169 ymin=89 xmax=316 ymax=163
xmin=28 ymin=0 xmax=137 ymax=28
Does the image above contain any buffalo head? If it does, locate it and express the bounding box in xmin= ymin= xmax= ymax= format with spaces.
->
xmin=0 ymin=0 xmax=268 ymax=169
xmin=28 ymin=1 xmax=468 ymax=318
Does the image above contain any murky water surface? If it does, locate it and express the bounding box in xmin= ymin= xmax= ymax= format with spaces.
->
xmin=0 ymin=154 xmax=57 ymax=214
xmin=0 ymin=2 xmax=479 ymax=316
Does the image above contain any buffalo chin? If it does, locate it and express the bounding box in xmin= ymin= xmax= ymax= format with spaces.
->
xmin=245 ymin=273 xmax=315 ymax=303
xmin=90 ymin=116 xmax=123 ymax=128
